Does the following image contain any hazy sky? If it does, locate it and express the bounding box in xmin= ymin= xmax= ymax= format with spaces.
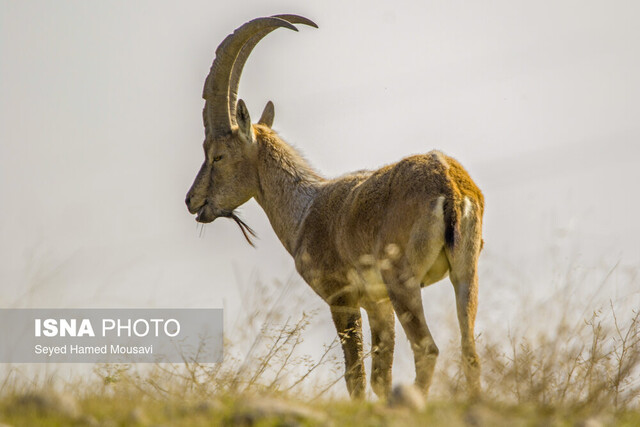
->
xmin=1 ymin=1 xmax=639 ymax=355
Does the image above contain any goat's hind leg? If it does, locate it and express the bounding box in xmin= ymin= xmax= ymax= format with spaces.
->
xmin=381 ymin=201 xmax=448 ymax=396
xmin=382 ymin=264 xmax=439 ymax=395
xmin=449 ymin=262 xmax=481 ymax=398
xmin=446 ymin=207 xmax=483 ymax=398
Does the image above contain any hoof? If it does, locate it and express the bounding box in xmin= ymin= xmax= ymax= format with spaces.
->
xmin=388 ymin=384 xmax=425 ymax=411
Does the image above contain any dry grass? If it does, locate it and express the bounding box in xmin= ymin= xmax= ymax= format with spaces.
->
xmin=1 ymin=271 xmax=639 ymax=426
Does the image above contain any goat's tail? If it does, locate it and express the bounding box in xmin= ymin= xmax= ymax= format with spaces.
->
xmin=443 ymin=187 xmax=462 ymax=250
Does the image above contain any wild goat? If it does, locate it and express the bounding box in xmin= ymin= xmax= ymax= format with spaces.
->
xmin=185 ymin=15 xmax=484 ymax=399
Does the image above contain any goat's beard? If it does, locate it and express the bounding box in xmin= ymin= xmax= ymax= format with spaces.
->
xmin=196 ymin=206 xmax=257 ymax=246
xmin=228 ymin=212 xmax=257 ymax=247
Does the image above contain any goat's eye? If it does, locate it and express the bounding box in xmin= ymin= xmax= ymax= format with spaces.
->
xmin=213 ymin=155 xmax=223 ymax=162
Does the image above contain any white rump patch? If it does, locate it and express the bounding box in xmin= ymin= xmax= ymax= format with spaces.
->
xmin=433 ymin=196 xmax=445 ymax=218
xmin=463 ymin=196 xmax=473 ymax=218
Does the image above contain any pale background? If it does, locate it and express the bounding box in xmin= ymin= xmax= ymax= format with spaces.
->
xmin=1 ymin=1 xmax=639 ymax=387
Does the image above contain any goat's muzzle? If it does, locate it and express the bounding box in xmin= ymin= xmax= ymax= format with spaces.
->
xmin=195 ymin=203 xmax=217 ymax=223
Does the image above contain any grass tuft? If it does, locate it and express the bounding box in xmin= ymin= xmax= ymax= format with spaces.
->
xmin=1 ymin=276 xmax=639 ymax=426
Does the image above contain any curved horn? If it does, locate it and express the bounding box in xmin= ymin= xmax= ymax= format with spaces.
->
xmin=227 ymin=15 xmax=318 ymax=125
xmin=203 ymin=17 xmax=298 ymax=136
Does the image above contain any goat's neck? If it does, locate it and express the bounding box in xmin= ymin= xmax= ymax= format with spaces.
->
xmin=254 ymin=129 xmax=323 ymax=255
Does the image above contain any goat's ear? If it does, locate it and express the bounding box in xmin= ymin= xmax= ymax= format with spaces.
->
xmin=258 ymin=101 xmax=275 ymax=128
xmin=236 ymin=99 xmax=253 ymax=142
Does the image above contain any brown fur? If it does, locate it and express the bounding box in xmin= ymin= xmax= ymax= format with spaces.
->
xmin=188 ymin=118 xmax=484 ymax=399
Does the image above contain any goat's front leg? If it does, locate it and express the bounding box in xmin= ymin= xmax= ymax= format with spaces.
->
xmin=330 ymin=298 xmax=365 ymax=399
xmin=365 ymin=299 xmax=395 ymax=399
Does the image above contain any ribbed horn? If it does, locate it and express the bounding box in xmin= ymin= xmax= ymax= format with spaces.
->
xmin=227 ymin=15 xmax=318 ymax=125
xmin=203 ymin=17 xmax=298 ymax=136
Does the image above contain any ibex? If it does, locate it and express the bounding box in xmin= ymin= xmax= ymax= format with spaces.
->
xmin=186 ymin=15 xmax=484 ymax=399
